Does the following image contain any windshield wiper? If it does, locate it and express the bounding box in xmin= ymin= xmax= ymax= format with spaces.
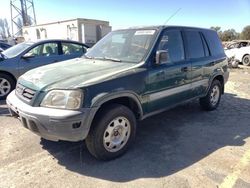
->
xmin=83 ymin=54 xmax=93 ymax=59
xmin=103 ymin=56 xmax=121 ymax=62
xmin=83 ymin=55 xmax=121 ymax=62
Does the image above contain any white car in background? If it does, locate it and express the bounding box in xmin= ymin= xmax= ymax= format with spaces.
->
xmin=234 ymin=46 xmax=250 ymax=66
xmin=225 ymin=41 xmax=250 ymax=66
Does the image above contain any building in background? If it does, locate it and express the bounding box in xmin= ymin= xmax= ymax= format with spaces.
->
xmin=22 ymin=18 xmax=111 ymax=46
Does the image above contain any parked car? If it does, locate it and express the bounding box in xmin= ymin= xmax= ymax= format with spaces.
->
xmin=0 ymin=39 xmax=88 ymax=99
xmin=7 ymin=26 xmax=229 ymax=160
xmin=0 ymin=42 xmax=12 ymax=52
xmin=225 ymin=40 xmax=250 ymax=50
xmin=233 ymin=46 xmax=250 ymax=66
xmin=225 ymin=40 xmax=250 ymax=66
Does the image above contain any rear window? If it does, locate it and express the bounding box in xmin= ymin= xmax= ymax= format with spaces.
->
xmin=202 ymin=30 xmax=224 ymax=56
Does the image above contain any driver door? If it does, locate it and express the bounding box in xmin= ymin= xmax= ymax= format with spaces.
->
xmin=18 ymin=42 xmax=60 ymax=76
xmin=146 ymin=29 xmax=192 ymax=113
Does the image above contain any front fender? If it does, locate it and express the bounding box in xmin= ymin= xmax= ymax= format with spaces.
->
xmin=91 ymin=90 xmax=144 ymax=118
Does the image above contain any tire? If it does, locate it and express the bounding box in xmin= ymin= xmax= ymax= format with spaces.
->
xmin=199 ymin=80 xmax=222 ymax=111
xmin=86 ymin=104 xmax=136 ymax=160
xmin=242 ymin=55 xmax=250 ymax=66
xmin=0 ymin=73 xmax=16 ymax=100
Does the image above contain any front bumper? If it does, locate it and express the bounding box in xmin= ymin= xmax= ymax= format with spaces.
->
xmin=7 ymin=91 xmax=96 ymax=142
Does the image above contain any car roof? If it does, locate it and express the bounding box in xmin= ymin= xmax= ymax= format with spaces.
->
xmin=117 ymin=25 xmax=214 ymax=32
xmin=26 ymin=39 xmax=89 ymax=47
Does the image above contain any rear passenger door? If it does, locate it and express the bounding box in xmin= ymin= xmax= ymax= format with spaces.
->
xmin=183 ymin=30 xmax=211 ymax=97
xmin=146 ymin=29 xmax=192 ymax=113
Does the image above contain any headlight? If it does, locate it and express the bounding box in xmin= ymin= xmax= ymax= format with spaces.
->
xmin=40 ymin=90 xmax=83 ymax=110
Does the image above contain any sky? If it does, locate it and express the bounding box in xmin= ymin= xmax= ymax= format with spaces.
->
xmin=0 ymin=0 xmax=249 ymax=34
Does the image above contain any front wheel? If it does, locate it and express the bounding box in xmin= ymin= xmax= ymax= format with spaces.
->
xmin=0 ymin=73 xmax=16 ymax=100
xmin=199 ymin=80 xmax=222 ymax=111
xmin=242 ymin=55 xmax=250 ymax=66
xmin=85 ymin=104 xmax=136 ymax=160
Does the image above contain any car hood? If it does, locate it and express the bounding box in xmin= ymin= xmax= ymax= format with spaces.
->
xmin=19 ymin=58 xmax=140 ymax=91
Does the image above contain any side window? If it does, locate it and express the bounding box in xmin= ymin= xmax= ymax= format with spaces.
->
xmin=26 ymin=42 xmax=58 ymax=57
xmin=62 ymin=43 xmax=86 ymax=55
xmin=201 ymin=33 xmax=210 ymax=57
xmin=157 ymin=30 xmax=185 ymax=63
xmin=185 ymin=30 xmax=205 ymax=59
xmin=25 ymin=44 xmax=43 ymax=57
xmin=203 ymin=30 xmax=224 ymax=56
xmin=42 ymin=43 xmax=58 ymax=56
xmin=240 ymin=42 xmax=247 ymax=48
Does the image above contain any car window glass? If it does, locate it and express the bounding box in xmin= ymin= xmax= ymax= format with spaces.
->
xmin=26 ymin=43 xmax=58 ymax=57
xmin=185 ymin=30 xmax=205 ymax=59
xmin=25 ymin=44 xmax=43 ymax=57
xmin=240 ymin=42 xmax=247 ymax=47
xmin=203 ymin=30 xmax=224 ymax=56
xmin=62 ymin=43 xmax=86 ymax=55
xmin=2 ymin=42 xmax=33 ymax=58
xmin=157 ymin=30 xmax=185 ymax=63
xmin=201 ymin=34 xmax=210 ymax=57
xmin=42 ymin=43 xmax=58 ymax=56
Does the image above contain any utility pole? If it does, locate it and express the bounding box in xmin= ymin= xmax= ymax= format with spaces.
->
xmin=10 ymin=0 xmax=37 ymax=36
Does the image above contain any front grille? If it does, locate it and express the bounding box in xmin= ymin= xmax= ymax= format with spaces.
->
xmin=16 ymin=83 xmax=36 ymax=102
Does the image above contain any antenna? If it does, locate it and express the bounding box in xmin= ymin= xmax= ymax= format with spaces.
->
xmin=163 ymin=8 xmax=181 ymax=25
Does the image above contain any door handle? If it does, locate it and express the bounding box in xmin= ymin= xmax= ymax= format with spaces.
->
xmin=181 ymin=67 xmax=189 ymax=72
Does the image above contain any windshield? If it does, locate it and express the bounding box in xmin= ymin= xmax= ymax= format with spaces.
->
xmin=85 ymin=29 xmax=156 ymax=63
xmin=2 ymin=42 xmax=34 ymax=58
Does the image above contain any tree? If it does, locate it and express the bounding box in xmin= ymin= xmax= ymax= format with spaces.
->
xmin=0 ymin=18 xmax=11 ymax=39
xmin=240 ymin=25 xmax=250 ymax=40
xmin=210 ymin=26 xmax=240 ymax=41
xmin=221 ymin=29 xmax=239 ymax=41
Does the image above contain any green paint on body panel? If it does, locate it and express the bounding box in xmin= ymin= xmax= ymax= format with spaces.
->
xmin=19 ymin=58 xmax=139 ymax=91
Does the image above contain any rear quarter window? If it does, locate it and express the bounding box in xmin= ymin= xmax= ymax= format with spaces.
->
xmin=202 ymin=30 xmax=225 ymax=56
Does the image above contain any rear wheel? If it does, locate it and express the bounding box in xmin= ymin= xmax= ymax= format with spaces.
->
xmin=199 ymin=80 xmax=222 ymax=111
xmin=86 ymin=104 xmax=136 ymax=160
xmin=0 ymin=73 xmax=15 ymax=100
xmin=242 ymin=55 xmax=250 ymax=66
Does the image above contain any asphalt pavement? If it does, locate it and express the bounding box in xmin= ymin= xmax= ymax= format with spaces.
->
xmin=0 ymin=66 xmax=250 ymax=188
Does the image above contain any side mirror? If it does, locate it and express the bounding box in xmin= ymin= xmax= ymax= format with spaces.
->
xmin=155 ymin=50 xmax=168 ymax=65
xmin=22 ymin=53 xmax=35 ymax=59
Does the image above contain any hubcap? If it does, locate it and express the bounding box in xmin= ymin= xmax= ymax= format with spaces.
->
xmin=103 ymin=116 xmax=131 ymax=152
xmin=210 ymin=85 xmax=220 ymax=106
xmin=0 ymin=78 xmax=11 ymax=97
xmin=244 ymin=57 xmax=250 ymax=64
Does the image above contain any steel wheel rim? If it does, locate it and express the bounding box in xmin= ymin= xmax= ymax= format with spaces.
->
xmin=210 ymin=85 xmax=220 ymax=106
xmin=103 ymin=116 xmax=131 ymax=152
xmin=0 ymin=78 xmax=11 ymax=97
xmin=244 ymin=56 xmax=249 ymax=64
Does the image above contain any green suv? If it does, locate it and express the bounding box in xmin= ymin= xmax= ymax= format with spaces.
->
xmin=7 ymin=26 xmax=229 ymax=160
